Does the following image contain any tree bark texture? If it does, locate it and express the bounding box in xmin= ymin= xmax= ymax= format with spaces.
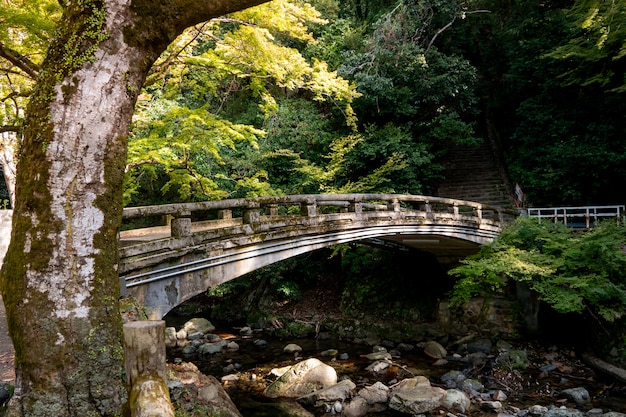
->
xmin=0 ymin=0 xmax=268 ymax=416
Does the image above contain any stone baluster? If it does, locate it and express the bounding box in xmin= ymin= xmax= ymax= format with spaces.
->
xmin=218 ymin=209 xmax=232 ymax=220
xmin=171 ymin=209 xmax=191 ymax=237
xmin=388 ymin=198 xmax=400 ymax=212
xmin=300 ymin=198 xmax=317 ymax=217
xmin=422 ymin=200 xmax=434 ymax=219
xmin=349 ymin=199 xmax=362 ymax=214
xmin=243 ymin=202 xmax=261 ymax=224
xmin=268 ymin=203 xmax=279 ymax=216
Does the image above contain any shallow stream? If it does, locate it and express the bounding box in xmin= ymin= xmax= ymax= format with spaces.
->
xmin=165 ymin=320 xmax=626 ymax=416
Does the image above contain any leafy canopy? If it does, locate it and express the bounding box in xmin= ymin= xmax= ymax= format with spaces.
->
xmin=126 ymin=0 xmax=360 ymax=203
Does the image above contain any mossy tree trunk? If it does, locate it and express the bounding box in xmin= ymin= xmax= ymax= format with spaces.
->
xmin=0 ymin=1 xmax=268 ymax=416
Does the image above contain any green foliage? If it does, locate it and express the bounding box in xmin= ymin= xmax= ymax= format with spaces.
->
xmin=126 ymin=1 xmax=360 ymax=204
xmin=449 ymin=218 xmax=626 ymax=324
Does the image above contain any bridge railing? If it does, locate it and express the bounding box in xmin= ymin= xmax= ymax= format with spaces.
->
xmin=121 ymin=194 xmax=505 ymax=240
xmin=526 ymin=205 xmax=625 ymax=229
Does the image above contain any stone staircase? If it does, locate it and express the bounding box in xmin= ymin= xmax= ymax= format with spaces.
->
xmin=435 ymin=140 xmax=514 ymax=209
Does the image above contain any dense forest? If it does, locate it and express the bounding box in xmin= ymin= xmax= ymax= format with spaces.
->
xmin=2 ymin=0 xmax=625 ymax=208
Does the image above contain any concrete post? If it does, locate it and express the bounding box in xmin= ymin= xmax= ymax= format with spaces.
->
xmin=171 ymin=210 xmax=191 ymax=237
xmin=300 ymin=199 xmax=317 ymax=217
xmin=218 ymin=209 xmax=232 ymax=220
xmin=243 ymin=202 xmax=261 ymax=224
xmin=123 ymin=320 xmax=175 ymax=417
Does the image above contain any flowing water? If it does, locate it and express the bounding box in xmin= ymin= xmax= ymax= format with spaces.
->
xmin=165 ymin=320 xmax=626 ymax=416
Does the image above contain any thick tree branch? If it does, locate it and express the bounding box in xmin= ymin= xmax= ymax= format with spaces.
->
xmin=0 ymin=43 xmax=39 ymax=79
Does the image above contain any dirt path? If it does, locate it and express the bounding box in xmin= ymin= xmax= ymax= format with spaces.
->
xmin=0 ymin=296 xmax=15 ymax=383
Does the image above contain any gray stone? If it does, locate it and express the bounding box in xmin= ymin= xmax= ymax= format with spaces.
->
xmin=365 ymin=360 xmax=391 ymax=373
xmin=460 ymin=378 xmax=484 ymax=393
xmin=165 ymin=327 xmax=177 ymax=348
xmin=441 ymin=370 xmax=466 ymax=388
xmin=187 ymin=331 xmax=204 ymax=340
xmin=481 ymin=400 xmax=503 ymax=411
xmin=528 ymin=405 xmax=549 ymax=415
xmin=198 ymin=341 xmax=226 ymax=355
xmin=182 ymin=318 xmax=215 ymax=335
xmin=298 ymin=379 xmax=356 ymax=404
xmin=542 ymin=407 xmax=584 ymax=417
xmin=441 ymin=389 xmax=471 ymax=413
xmin=181 ymin=345 xmax=196 ymax=355
xmin=423 ymin=340 xmax=447 ymax=359
xmin=389 ymin=376 xmax=446 ymax=414
xmin=560 ymin=387 xmax=590 ymax=405
xmin=284 ymin=343 xmax=303 ymax=353
xmin=357 ymin=382 xmax=389 ymax=405
xmin=362 ymin=351 xmax=391 ymax=361
xmin=227 ymin=341 xmax=239 ymax=351
xmin=342 ymin=397 xmax=370 ymax=417
xmin=265 ymin=358 xmax=337 ymax=398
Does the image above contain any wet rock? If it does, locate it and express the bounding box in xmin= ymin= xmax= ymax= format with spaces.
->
xmin=198 ymin=341 xmax=226 ymax=355
xmin=284 ymin=343 xmax=303 ymax=353
xmin=181 ymin=345 xmax=196 ymax=355
xmin=528 ymin=405 xmax=549 ymax=415
xmin=441 ymin=388 xmax=471 ymax=413
xmin=321 ymin=349 xmax=338 ymax=357
xmin=357 ymin=381 xmax=389 ymax=404
xmin=397 ymin=343 xmax=414 ymax=352
xmin=423 ymin=340 xmax=447 ymax=359
xmin=239 ymin=326 xmax=253 ymax=336
xmin=463 ymin=351 xmax=488 ymax=368
xmin=227 ymin=341 xmax=239 ymax=351
xmin=560 ymin=387 xmax=590 ymax=405
xmin=362 ymin=351 xmax=392 ymax=361
xmin=389 ymin=376 xmax=446 ymax=414
xmin=165 ymin=327 xmax=177 ymax=348
xmin=187 ymin=331 xmax=204 ymax=340
xmin=542 ymin=407 xmax=584 ymax=417
xmin=460 ymin=378 xmax=484 ymax=394
xmin=182 ymin=318 xmax=215 ymax=335
xmin=299 ymin=379 xmax=356 ymax=405
xmin=176 ymin=329 xmax=187 ymax=340
xmin=167 ymin=362 xmax=241 ymax=417
xmin=342 ymin=397 xmax=370 ymax=417
xmin=441 ymin=370 xmax=466 ymax=388
xmin=338 ymin=352 xmax=349 ymax=360
xmin=603 ymin=413 xmax=626 ymax=417
xmin=481 ymin=400 xmax=502 ymax=411
xmin=265 ymin=358 xmax=338 ymax=399
xmin=492 ymin=389 xmax=507 ymax=401
xmin=365 ymin=360 xmax=391 ymax=373
xmin=254 ymin=339 xmax=268 ymax=347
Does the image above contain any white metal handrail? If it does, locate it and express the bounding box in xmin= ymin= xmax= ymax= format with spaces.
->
xmin=526 ymin=205 xmax=625 ymax=228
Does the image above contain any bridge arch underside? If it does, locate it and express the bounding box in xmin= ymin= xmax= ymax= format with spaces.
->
xmin=123 ymin=224 xmax=495 ymax=319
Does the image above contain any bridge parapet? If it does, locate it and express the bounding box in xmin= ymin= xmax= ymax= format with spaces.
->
xmin=119 ymin=194 xmax=506 ymax=318
xmin=121 ymin=194 xmax=504 ymax=237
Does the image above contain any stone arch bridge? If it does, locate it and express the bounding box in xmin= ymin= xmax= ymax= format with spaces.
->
xmin=119 ymin=194 xmax=506 ymax=319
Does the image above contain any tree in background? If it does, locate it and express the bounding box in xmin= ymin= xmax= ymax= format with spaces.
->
xmin=0 ymin=1 xmax=270 ymax=415
xmin=454 ymin=0 xmax=626 ymax=206
xmin=125 ymin=1 xmax=361 ymax=203
xmin=449 ymin=217 xmax=626 ymax=361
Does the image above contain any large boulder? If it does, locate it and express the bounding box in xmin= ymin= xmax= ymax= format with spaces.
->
xmin=265 ymin=358 xmax=337 ymax=399
xmin=389 ymin=376 xmax=446 ymax=414
xmin=182 ymin=318 xmax=215 ymax=335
